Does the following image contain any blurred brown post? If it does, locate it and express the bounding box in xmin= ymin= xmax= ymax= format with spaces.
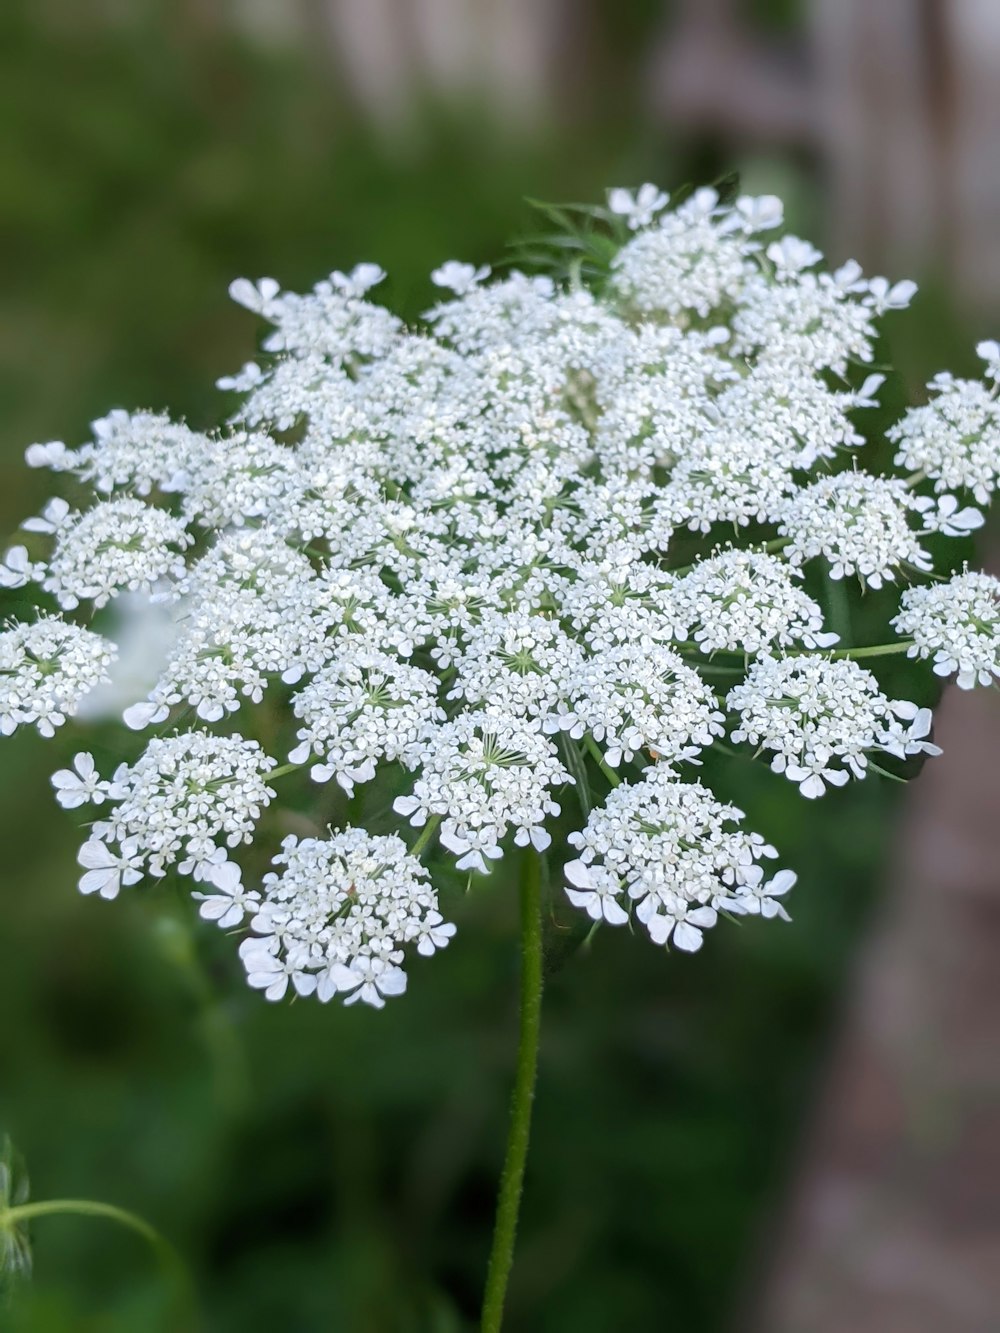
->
xmin=745 ymin=650 xmax=1000 ymax=1333
xmin=648 ymin=0 xmax=1000 ymax=308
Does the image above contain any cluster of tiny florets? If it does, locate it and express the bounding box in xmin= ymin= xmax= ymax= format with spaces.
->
xmin=234 ymin=830 xmax=454 ymax=1007
xmin=893 ymin=570 xmax=1000 ymax=689
xmin=1 ymin=185 xmax=996 ymax=1003
xmin=0 ymin=618 xmax=115 ymax=737
xmin=727 ymin=657 xmax=940 ymax=798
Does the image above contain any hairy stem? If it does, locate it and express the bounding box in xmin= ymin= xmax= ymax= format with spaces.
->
xmin=480 ymin=849 xmax=544 ymax=1333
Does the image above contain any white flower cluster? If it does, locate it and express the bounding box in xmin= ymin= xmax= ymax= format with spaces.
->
xmin=0 ymin=184 xmax=995 ymax=1006
xmin=565 ymin=766 xmax=796 ymax=952
xmin=234 ymin=830 xmax=454 ymax=1006
xmin=0 ymin=618 xmax=115 ymax=737
xmin=893 ymin=570 xmax=1000 ymax=689
xmin=54 ymin=733 xmax=276 ymax=895
xmin=3 ymin=496 xmax=192 ymax=609
xmin=889 ymin=344 xmax=1000 ymax=504
xmin=727 ymin=657 xmax=940 ymax=798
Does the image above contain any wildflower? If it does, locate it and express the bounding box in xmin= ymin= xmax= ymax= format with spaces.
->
xmin=0 ymin=619 xmax=115 ymax=737
xmin=893 ymin=570 xmax=1000 ymax=689
xmin=0 ymin=184 xmax=993 ymax=996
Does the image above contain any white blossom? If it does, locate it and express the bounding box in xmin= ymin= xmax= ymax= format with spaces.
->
xmin=564 ymin=767 xmax=796 ymax=951
xmin=607 ymin=183 xmax=669 ymax=230
xmin=239 ymin=829 xmax=453 ymax=1007
xmin=290 ymin=647 xmax=444 ymax=792
xmin=778 ymin=472 xmax=933 ymax=588
xmin=394 ymin=712 xmax=570 ymax=873
xmin=78 ymin=732 xmax=276 ymax=892
xmin=556 ymin=644 xmax=724 ymax=767
xmin=893 ymin=570 xmax=1000 ymax=689
xmin=0 ymin=184 xmax=989 ymax=993
xmin=0 ymin=618 xmax=115 ymax=737
xmin=670 ymin=548 xmax=838 ymax=654
xmin=25 ymin=497 xmax=192 ymax=610
xmin=727 ymin=656 xmax=938 ymax=797
xmin=890 ymin=368 xmax=1000 ymax=504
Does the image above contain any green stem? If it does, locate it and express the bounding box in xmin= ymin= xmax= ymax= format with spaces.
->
xmin=268 ymin=762 xmax=302 ymax=781
xmin=827 ymin=641 xmax=914 ymax=660
xmin=411 ymin=814 xmax=442 ymax=858
xmin=2 ymin=1199 xmax=194 ymax=1316
xmin=480 ymin=849 xmax=544 ymax=1333
xmin=557 ymin=732 xmax=591 ymax=818
xmin=583 ymin=734 xmax=621 ymax=787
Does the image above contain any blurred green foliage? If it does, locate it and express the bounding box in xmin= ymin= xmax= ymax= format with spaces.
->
xmin=0 ymin=5 xmax=983 ymax=1331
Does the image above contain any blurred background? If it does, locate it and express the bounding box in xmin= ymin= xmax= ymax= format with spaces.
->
xmin=0 ymin=1 xmax=998 ymax=1329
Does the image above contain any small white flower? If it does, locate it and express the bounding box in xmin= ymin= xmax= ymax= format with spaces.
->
xmin=338 ymin=957 xmax=408 ymax=1009
xmin=728 ymin=656 xmax=926 ymax=796
xmin=0 ymin=546 xmax=41 ymax=590
xmin=977 ymin=339 xmax=1000 ymax=380
xmin=77 ymin=838 xmax=143 ymax=899
xmin=864 ymin=276 xmax=918 ymax=313
xmin=766 ymin=236 xmax=823 ymax=273
xmin=51 ymin=752 xmax=105 ymax=808
xmin=893 ymin=571 xmax=1000 ymax=689
xmin=431 ymin=261 xmax=490 ymax=294
xmin=192 ymin=861 xmax=261 ymax=929
xmin=564 ymin=860 xmax=629 ymax=925
xmin=607 ymin=184 xmax=669 ymax=230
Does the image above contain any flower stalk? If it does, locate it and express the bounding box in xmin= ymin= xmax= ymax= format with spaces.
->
xmin=480 ymin=847 xmax=544 ymax=1333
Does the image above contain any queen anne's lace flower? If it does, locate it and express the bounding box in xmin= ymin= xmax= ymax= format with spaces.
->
xmin=727 ymin=656 xmax=939 ymax=797
xmin=670 ymin=549 xmax=838 ymax=654
xmin=893 ymin=570 xmax=1000 ymax=689
xmin=556 ymin=645 xmax=724 ymax=767
xmin=778 ymin=472 xmax=936 ymax=588
xmin=889 ymin=355 xmax=1000 ymax=504
xmin=0 ymin=619 xmax=115 ymax=737
xmin=447 ymin=611 xmax=583 ymax=718
xmin=237 ymin=829 xmax=454 ymax=1006
xmin=67 ymin=733 xmax=276 ymax=894
xmin=21 ymin=497 xmax=192 ymax=610
xmin=565 ymin=767 xmax=795 ymax=951
xmin=609 ymin=188 xmax=770 ymax=317
xmin=3 ymin=185 xmax=995 ymax=1003
xmin=290 ymin=648 xmax=444 ymax=791
xmin=394 ymin=712 xmax=570 ymax=873
xmin=26 ymin=410 xmax=206 ymax=496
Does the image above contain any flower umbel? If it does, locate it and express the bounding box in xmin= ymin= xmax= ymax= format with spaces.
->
xmin=0 ymin=184 xmax=993 ymax=1010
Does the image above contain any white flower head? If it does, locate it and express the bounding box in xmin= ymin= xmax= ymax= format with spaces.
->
xmin=893 ymin=570 xmax=1000 ymax=689
xmin=1 ymin=183 xmax=988 ymax=994
xmin=565 ymin=768 xmax=793 ymax=951
xmin=239 ymin=829 xmax=453 ymax=1007
xmin=431 ymin=260 xmax=491 ymax=294
xmin=728 ymin=656 xmax=930 ymax=797
xmin=0 ymin=619 xmax=115 ymax=738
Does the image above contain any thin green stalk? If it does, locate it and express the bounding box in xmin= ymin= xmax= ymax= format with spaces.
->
xmin=480 ymin=849 xmax=544 ymax=1333
xmin=827 ymin=641 xmax=914 ymax=660
xmin=411 ymin=814 xmax=442 ymax=858
xmin=1 ymin=1199 xmax=195 ymax=1320
xmin=583 ymin=734 xmax=621 ymax=787
xmin=557 ymin=733 xmax=591 ymax=818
